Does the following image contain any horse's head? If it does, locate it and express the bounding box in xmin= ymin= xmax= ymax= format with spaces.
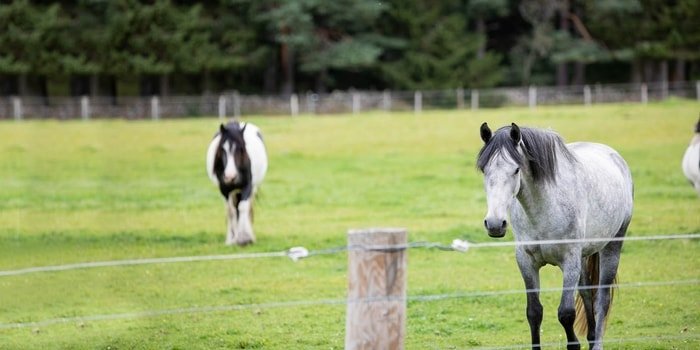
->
xmin=477 ymin=122 xmax=524 ymax=238
xmin=215 ymin=122 xmax=250 ymax=185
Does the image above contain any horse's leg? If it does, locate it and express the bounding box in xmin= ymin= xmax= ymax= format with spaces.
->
xmin=234 ymin=187 xmax=255 ymax=246
xmin=516 ymin=249 xmax=543 ymax=349
xmin=225 ymin=193 xmax=239 ymax=246
xmin=592 ymin=232 xmax=626 ymax=350
xmin=559 ymin=254 xmax=582 ymax=350
xmin=577 ymin=255 xmax=596 ymax=345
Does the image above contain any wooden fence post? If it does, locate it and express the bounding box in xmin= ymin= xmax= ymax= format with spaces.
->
xmin=641 ymin=84 xmax=648 ymax=105
xmin=414 ymin=91 xmax=422 ymax=115
xmin=218 ymin=95 xmax=226 ymax=120
xmin=528 ymin=86 xmax=537 ymax=109
xmin=232 ymin=91 xmax=241 ymax=118
xmin=471 ymin=89 xmax=479 ymax=111
xmin=382 ymin=90 xmax=392 ymax=111
xmin=583 ymin=85 xmax=591 ymax=106
xmin=456 ymin=87 xmax=464 ymax=109
xmin=12 ymin=96 xmax=22 ymax=121
xmin=352 ymin=92 xmax=361 ymax=114
xmin=150 ymin=96 xmax=159 ymax=120
xmin=661 ymin=80 xmax=668 ymax=100
xmin=345 ymin=228 xmax=407 ymax=350
xmin=81 ymin=96 xmax=90 ymax=121
xmin=290 ymin=94 xmax=299 ymax=117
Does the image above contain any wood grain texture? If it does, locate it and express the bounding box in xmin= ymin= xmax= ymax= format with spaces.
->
xmin=345 ymin=228 xmax=407 ymax=350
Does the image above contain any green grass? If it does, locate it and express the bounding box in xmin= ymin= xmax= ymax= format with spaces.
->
xmin=0 ymin=101 xmax=698 ymax=349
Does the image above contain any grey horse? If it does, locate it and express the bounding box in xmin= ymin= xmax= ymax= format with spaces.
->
xmin=477 ymin=123 xmax=633 ymax=350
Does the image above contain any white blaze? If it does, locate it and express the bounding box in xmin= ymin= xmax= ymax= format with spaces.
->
xmin=222 ymin=140 xmax=238 ymax=182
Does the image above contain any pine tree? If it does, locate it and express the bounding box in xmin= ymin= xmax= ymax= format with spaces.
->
xmin=254 ymin=0 xmax=395 ymax=94
xmin=0 ymin=0 xmax=62 ymax=97
xmin=379 ymin=0 xmax=503 ymax=89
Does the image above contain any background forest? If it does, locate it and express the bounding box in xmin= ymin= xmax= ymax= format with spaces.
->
xmin=1 ymin=0 xmax=699 ymax=98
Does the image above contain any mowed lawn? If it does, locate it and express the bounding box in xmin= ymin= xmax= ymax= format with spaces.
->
xmin=0 ymin=101 xmax=698 ymax=349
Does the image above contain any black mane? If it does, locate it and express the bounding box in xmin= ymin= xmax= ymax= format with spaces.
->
xmin=477 ymin=126 xmax=576 ymax=183
xmin=220 ymin=121 xmax=246 ymax=148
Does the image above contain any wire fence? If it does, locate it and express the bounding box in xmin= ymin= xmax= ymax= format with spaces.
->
xmin=1 ymin=232 xmax=698 ymax=348
xmin=1 ymin=233 xmax=697 ymax=277
xmin=1 ymin=81 xmax=698 ymax=120
xmin=1 ymin=278 xmax=697 ymax=331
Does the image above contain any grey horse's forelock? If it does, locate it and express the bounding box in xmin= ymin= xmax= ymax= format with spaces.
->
xmin=477 ymin=126 xmax=576 ymax=183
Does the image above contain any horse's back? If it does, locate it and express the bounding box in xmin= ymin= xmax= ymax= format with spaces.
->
xmin=206 ymin=133 xmax=223 ymax=186
xmin=567 ymin=142 xmax=633 ymax=240
xmin=682 ymin=142 xmax=700 ymax=194
xmin=242 ymin=122 xmax=268 ymax=187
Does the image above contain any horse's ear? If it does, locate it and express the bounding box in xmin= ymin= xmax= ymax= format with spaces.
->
xmin=219 ymin=124 xmax=226 ymax=134
xmin=510 ymin=123 xmax=521 ymax=143
xmin=240 ymin=122 xmax=247 ymax=134
xmin=480 ymin=122 xmax=492 ymax=143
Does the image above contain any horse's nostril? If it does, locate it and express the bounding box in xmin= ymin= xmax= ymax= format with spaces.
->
xmin=484 ymin=220 xmax=489 ymax=229
xmin=502 ymin=220 xmax=507 ymax=228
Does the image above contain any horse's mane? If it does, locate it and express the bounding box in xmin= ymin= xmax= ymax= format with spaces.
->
xmin=477 ymin=126 xmax=576 ymax=183
xmin=220 ymin=122 xmax=246 ymax=147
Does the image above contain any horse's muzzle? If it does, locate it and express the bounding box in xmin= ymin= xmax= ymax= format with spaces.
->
xmin=484 ymin=218 xmax=507 ymax=238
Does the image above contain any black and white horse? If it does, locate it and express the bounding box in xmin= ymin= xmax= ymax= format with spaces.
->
xmin=682 ymin=117 xmax=700 ymax=196
xmin=206 ymin=121 xmax=267 ymax=246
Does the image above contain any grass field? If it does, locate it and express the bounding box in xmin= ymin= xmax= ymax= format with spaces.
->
xmin=0 ymin=101 xmax=698 ymax=349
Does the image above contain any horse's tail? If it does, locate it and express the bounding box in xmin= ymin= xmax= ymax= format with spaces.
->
xmin=574 ymin=253 xmax=616 ymax=336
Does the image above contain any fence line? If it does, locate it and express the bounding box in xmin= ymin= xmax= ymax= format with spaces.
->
xmin=0 ymin=278 xmax=696 ymax=331
xmin=1 ymin=81 xmax=698 ymax=119
xmin=1 ymin=233 xmax=697 ymax=277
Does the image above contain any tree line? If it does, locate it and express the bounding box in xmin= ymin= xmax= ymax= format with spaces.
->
xmin=1 ymin=0 xmax=698 ymax=99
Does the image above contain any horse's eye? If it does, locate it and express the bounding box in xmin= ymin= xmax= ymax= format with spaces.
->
xmin=514 ymin=168 xmax=520 ymax=175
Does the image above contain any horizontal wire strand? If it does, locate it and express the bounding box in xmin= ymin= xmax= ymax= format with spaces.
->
xmin=1 ymin=278 xmax=697 ymax=330
xmin=1 ymin=233 xmax=698 ymax=277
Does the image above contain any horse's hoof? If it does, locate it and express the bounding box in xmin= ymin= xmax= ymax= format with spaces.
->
xmin=236 ymin=239 xmax=253 ymax=246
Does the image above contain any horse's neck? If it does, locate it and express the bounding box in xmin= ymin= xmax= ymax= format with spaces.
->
xmin=516 ymin=161 xmax=577 ymax=217
xmin=516 ymin=177 xmax=552 ymax=215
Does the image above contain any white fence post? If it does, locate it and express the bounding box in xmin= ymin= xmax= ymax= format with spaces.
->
xmin=471 ymin=89 xmax=479 ymax=111
xmin=218 ymin=95 xmax=226 ymax=120
xmin=661 ymin=80 xmax=669 ymax=100
xmin=456 ymin=88 xmax=464 ymax=109
xmin=583 ymin=85 xmax=591 ymax=106
xmin=80 ymin=96 xmax=90 ymax=121
xmin=414 ymin=91 xmax=422 ymax=115
xmin=290 ymin=94 xmax=299 ymax=117
xmin=150 ymin=96 xmax=159 ymax=120
xmin=12 ymin=96 xmax=22 ymax=121
xmin=345 ymin=228 xmax=407 ymax=350
xmin=641 ymin=84 xmax=648 ymax=105
xmin=352 ymin=92 xmax=361 ymax=114
xmin=382 ymin=90 xmax=392 ymax=111
xmin=528 ymin=86 xmax=537 ymax=109
xmin=232 ymin=91 xmax=241 ymax=118
xmin=696 ymin=81 xmax=700 ymax=101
